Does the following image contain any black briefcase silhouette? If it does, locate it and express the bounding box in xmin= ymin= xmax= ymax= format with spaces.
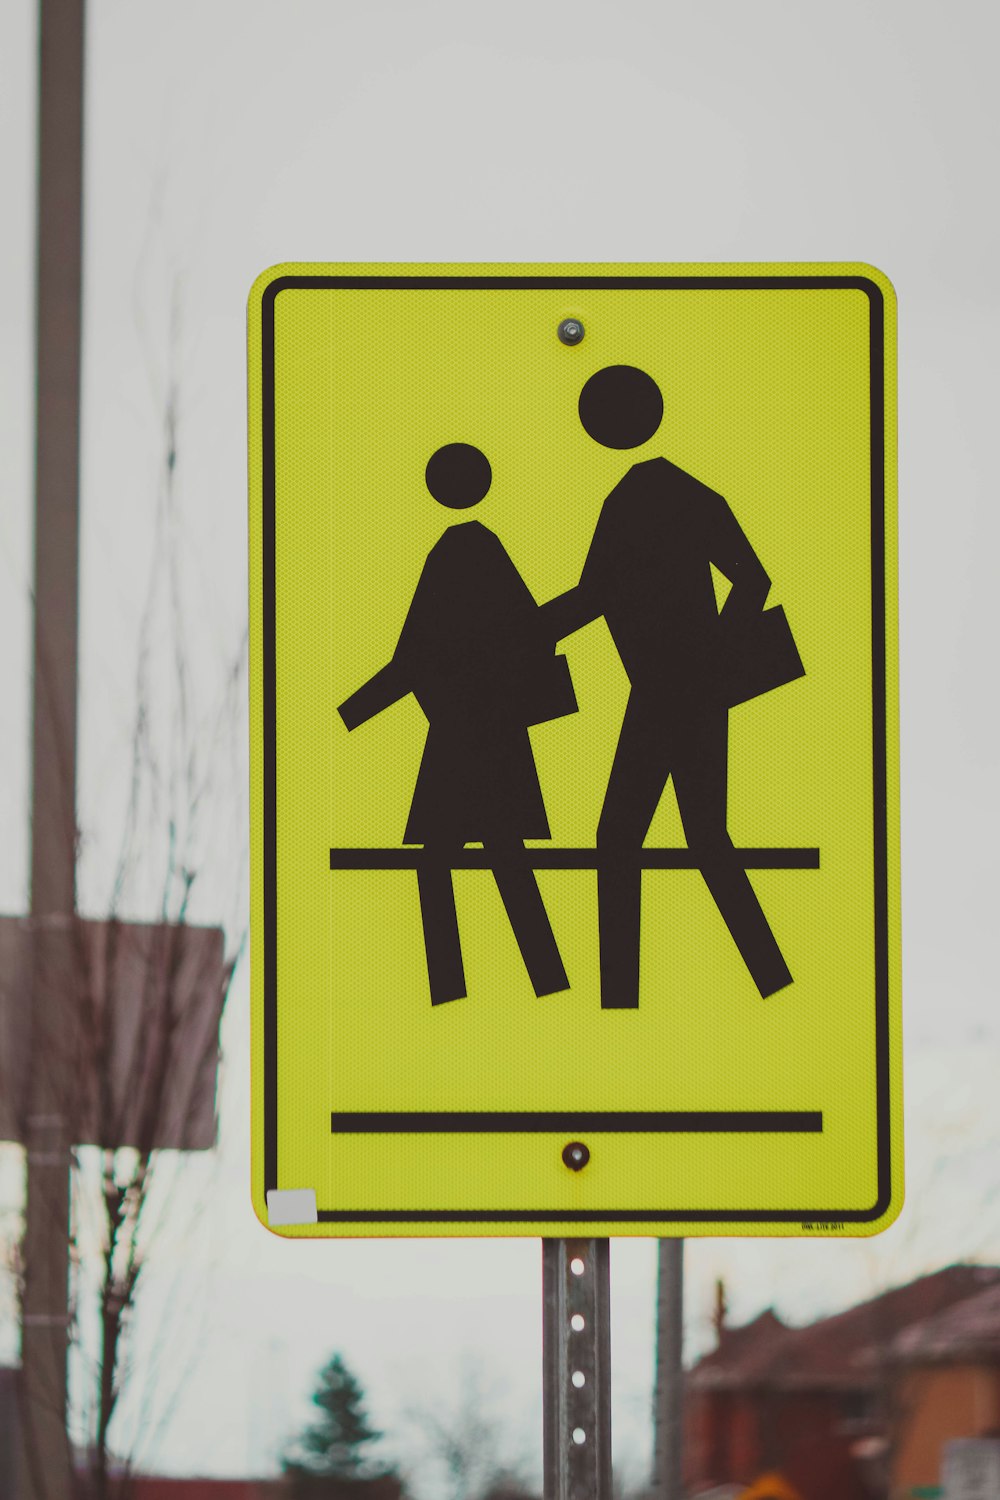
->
xmin=720 ymin=604 xmax=804 ymax=708
xmin=522 ymin=652 xmax=579 ymax=726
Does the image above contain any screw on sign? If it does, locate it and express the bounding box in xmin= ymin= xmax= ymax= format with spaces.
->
xmin=558 ymin=318 xmax=585 ymax=345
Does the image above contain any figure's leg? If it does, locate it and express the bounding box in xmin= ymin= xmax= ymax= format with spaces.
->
xmin=673 ymin=712 xmax=792 ymax=998
xmin=416 ymin=843 xmax=467 ymax=1005
xmin=487 ymin=838 xmax=569 ymax=998
xmin=596 ymin=704 xmax=671 ymax=1009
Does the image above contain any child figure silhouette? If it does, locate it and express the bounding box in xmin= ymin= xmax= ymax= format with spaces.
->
xmin=339 ymin=443 xmax=575 ymax=1005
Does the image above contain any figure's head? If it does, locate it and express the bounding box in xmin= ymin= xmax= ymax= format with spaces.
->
xmin=579 ymin=365 xmax=663 ymax=449
xmin=425 ymin=443 xmax=492 ymax=508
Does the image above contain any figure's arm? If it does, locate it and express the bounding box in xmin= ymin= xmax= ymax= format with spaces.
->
xmin=539 ymin=491 xmax=616 ymax=642
xmin=339 ymin=549 xmax=440 ymax=730
xmin=338 ymin=658 xmax=408 ymax=730
xmin=482 ymin=528 xmax=595 ymax=643
xmin=710 ymin=493 xmax=771 ymax=625
xmin=539 ymin=584 xmax=602 ymax=642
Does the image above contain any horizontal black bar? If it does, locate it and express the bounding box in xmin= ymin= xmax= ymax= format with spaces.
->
xmin=330 ymin=1110 xmax=822 ymax=1134
xmin=330 ymin=848 xmax=819 ymax=870
xmin=316 ymin=1205 xmax=868 ymax=1223
xmin=270 ymin=276 xmax=879 ymax=294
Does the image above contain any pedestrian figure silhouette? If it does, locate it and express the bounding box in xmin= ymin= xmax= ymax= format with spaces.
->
xmin=544 ymin=366 xmax=799 ymax=1009
xmin=339 ymin=443 xmax=575 ymax=1005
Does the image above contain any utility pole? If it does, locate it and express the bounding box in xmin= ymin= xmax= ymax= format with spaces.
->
xmin=7 ymin=14 xmax=225 ymax=1489
xmin=18 ymin=0 xmax=86 ymax=1495
xmin=651 ymin=1240 xmax=684 ymax=1500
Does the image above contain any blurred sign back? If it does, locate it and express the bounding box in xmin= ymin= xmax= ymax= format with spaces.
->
xmin=944 ymin=1441 xmax=1000 ymax=1500
xmin=248 ymin=263 xmax=900 ymax=1238
xmin=0 ymin=916 xmax=225 ymax=1149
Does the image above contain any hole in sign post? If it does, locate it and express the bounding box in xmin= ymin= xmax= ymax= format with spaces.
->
xmin=573 ymin=1428 xmax=587 ymax=1445
xmin=571 ymin=1314 xmax=585 ymax=1331
xmin=570 ymin=1257 xmax=585 ymax=1276
xmin=572 ymin=1370 xmax=586 ymax=1388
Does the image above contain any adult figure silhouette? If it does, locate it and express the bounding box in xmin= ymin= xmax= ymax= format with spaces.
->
xmin=544 ymin=366 xmax=793 ymax=1009
xmin=339 ymin=443 xmax=573 ymax=1006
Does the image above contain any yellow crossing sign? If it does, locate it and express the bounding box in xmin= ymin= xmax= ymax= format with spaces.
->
xmin=248 ymin=263 xmax=901 ymax=1237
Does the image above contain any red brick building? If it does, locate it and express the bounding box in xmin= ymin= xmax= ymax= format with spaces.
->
xmin=683 ymin=1263 xmax=1000 ymax=1500
xmin=888 ymin=1279 xmax=1000 ymax=1495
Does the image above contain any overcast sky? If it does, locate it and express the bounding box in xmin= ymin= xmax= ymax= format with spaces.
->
xmin=1 ymin=0 xmax=999 ymax=1490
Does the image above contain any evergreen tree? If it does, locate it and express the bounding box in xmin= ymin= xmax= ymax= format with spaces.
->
xmin=283 ymin=1353 xmax=391 ymax=1483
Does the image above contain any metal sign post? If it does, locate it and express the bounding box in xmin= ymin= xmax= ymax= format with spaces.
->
xmin=652 ymin=1239 xmax=685 ymax=1500
xmin=542 ymin=1239 xmax=612 ymax=1500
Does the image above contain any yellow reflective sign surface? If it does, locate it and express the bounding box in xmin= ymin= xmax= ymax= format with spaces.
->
xmin=248 ymin=263 xmax=901 ymax=1238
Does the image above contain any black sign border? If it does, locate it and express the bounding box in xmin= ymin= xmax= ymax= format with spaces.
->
xmin=259 ymin=272 xmax=891 ymax=1226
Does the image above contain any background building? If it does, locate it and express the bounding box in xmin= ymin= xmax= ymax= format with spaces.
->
xmin=684 ymin=1264 xmax=1000 ymax=1499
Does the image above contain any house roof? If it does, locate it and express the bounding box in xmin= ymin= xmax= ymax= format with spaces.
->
xmin=689 ymin=1264 xmax=1000 ymax=1392
xmin=131 ymin=1484 xmax=275 ymax=1500
xmin=891 ymin=1279 xmax=1000 ymax=1364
